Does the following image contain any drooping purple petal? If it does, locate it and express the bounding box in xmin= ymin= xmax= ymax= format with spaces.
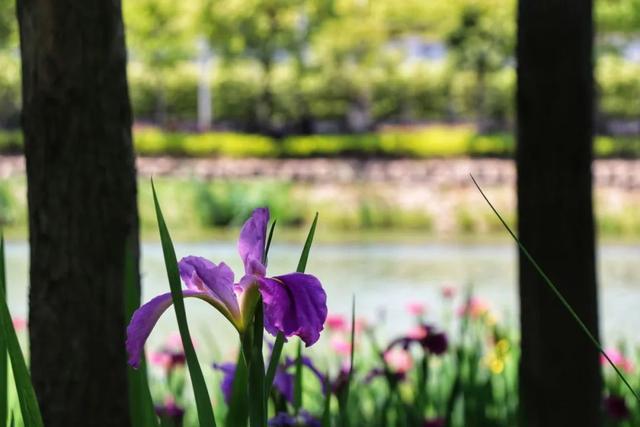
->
xmin=178 ymin=256 xmax=240 ymax=317
xmin=238 ymin=208 xmax=269 ymax=276
xmin=259 ymin=273 xmax=327 ymax=347
xmin=212 ymin=362 xmax=237 ymax=404
xmin=127 ymin=290 xmax=225 ymax=369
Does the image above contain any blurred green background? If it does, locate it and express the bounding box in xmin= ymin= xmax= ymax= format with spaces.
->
xmin=0 ymin=0 xmax=639 ymax=150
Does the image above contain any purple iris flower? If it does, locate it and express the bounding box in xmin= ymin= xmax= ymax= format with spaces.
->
xmin=603 ymin=394 xmax=630 ymax=420
xmin=126 ymin=208 xmax=328 ymax=368
xmin=212 ymin=362 xmax=237 ymax=404
xmin=155 ymin=399 xmax=185 ymax=425
xmin=213 ymin=355 xmax=326 ymax=404
xmin=423 ymin=418 xmax=445 ymax=427
xmin=268 ymin=411 xmax=321 ymax=427
xmin=386 ymin=324 xmax=448 ymax=356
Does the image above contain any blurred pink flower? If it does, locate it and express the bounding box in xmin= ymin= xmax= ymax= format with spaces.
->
xmin=330 ymin=335 xmax=352 ymax=356
xmin=165 ymin=331 xmax=197 ymax=351
xmin=601 ymin=348 xmax=634 ymax=373
xmin=326 ymin=314 xmax=347 ymax=332
xmin=441 ymin=285 xmax=456 ymax=299
xmin=457 ymin=297 xmax=489 ymax=318
xmin=406 ymin=325 xmax=428 ymax=340
xmin=150 ymin=351 xmax=172 ymax=368
xmin=12 ymin=316 xmax=27 ymax=332
xmin=354 ymin=317 xmax=369 ymax=334
xmin=384 ymin=348 xmax=413 ymax=373
xmin=406 ymin=302 xmax=426 ymax=316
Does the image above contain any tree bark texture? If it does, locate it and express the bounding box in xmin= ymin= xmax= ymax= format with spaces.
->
xmin=517 ymin=0 xmax=602 ymax=426
xmin=17 ymin=0 xmax=138 ymax=425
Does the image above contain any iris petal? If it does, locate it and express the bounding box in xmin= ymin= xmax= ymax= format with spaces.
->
xmin=258 ymin=273 xmax=327 ymax=347
xmin=126 ymin=290 xmax=239 ymax=368
xmin=178 ymin=256 xmax=240 ymax=318
xmin=212 ymin=362 xmax=236 ymax=404
xmin=238 ymin=208 xmax=269 ymax=276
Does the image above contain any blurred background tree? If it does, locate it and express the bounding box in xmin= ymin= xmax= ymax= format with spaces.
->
xmin=0 ymin=0 xmax=637 ymax=137
xmin=124 ymin=0 xmax=196 ymax=126
xmin=446 ymin=1 xmax=514 ymax=129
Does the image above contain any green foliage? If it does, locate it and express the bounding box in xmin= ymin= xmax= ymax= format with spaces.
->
xmin=0 ymin=236 xmax=44 ymax=427
xmin=0 ymin=55 xmax=20 ymax=129
xmin=596 ymin=0 xmax=640 ymax=33
xmin=0 ymin=130 xmax=21 ymax=152
xmin=0 ymin=183 xmax=15 ymax=227
xmin=0 ymin=0 xmax=16 ymax=50
xmin=194 ymin=181 xmax=305 ymax=228
xmin=124 ymin=0 xmax=195 ymax=68
xmin=134 ymin=128 xmax=277 ymax=157
xmin=597 ymin=56 xmax=640 ymax=118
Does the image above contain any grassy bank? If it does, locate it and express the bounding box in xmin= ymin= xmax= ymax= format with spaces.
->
xmin=2 ymin=127 xmax=640 ymax=158
xmin=2 ymin=176 xmax=640 ymax=241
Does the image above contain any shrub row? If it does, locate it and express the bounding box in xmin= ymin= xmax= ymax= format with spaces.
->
xmin=1 ymin=55 xmax=640 ymax=130
xmin=1 ymin=127 xmax=640 ymax=158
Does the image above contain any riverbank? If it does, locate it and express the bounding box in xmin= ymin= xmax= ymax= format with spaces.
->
xmin=2 ymin=155 xmax=640 ymax=188
xmin=2 ymin=156 xmax=640 ymax=240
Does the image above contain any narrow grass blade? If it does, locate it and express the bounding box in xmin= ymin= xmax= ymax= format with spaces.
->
xmin=225 ymin=351 xmax=248 ymax=427
xmin=0 ymin=235 xmax=43 ymax=427
xmin=152 ymin=181 xmax=217 ymax=427
xmin=338 ymin=296 xmax=356 ymax=427
xmin=264 ymin=333 xmax=285 ymax=401
xmin=1 ymin=235 xmax=7 ymax=427
xmin=263 ymin=220 xmax=277 ymax=267
xmin=296 ymin=213 xmax=318 ymax=273
xmin=265 ymin=213 xmax=319 ymax=398
xmin=293 ymin=340 xmax=303 ymax=415
xmin=123 ymin=237 xmax=159 ymax=427
xmin=241 ymin=299 xmax=266 ymax=427
xmin=321 ymin=372 xmax=332 ymax=427
xmin=470 ymin=174 xmax=640 ymax=402
xmin=347 ymin=295 xmax=356 ymax=391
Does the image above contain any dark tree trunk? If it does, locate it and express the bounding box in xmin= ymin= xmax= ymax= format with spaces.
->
xmin=517 ymin=1 xmax=601 ymax=426
xmin=17 ymin=0 xmax=138 ymax=426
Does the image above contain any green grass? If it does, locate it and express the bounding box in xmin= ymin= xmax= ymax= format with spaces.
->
xmin=2 ymin=176 xmax=640 ymax=241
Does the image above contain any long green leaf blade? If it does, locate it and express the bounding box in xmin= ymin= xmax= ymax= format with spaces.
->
xmin=338 ymin=296 xmax=356 ymax=427
xmin=471 ymin=174 xmax=640 ymax=402
xmin=124 ymin=237 xmax=159 ymax=427
xmin=151 ymin=181 xmax=217 ymax=427
xmin=293 ymin=340 xmax=303 ymax=415
xmin=225 ymin=352 xmax=248 ymax=427
xmin=241 ymin=298 xmax=266 ymax=427
xmin=1 ymin=235 xmax=7 ymax=427
xmin=296 ymin=213 xmax=318 ymax=273
xmin=0 ymin=235 xmax=43 ymax=427
xmin=263 ymin=220 xmax=276 ymax=267
xmin=321 ymin=371 xmax=332 ymax=427
xmin=265 ymin=213 xmax=319 ymax=399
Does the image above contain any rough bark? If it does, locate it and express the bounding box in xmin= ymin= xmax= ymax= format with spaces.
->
xmin=17 ymin=0 xmax=138 ymax=425
xmin=517 ymin=0 xmax=602 ymax=426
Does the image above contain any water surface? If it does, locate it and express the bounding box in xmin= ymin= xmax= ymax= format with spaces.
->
xmin=5 ymin=240 xmax=640 ymax=357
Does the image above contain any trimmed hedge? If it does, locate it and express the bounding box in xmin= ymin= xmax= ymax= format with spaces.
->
xmin=1 ymin=127 xmax=640 ymax=158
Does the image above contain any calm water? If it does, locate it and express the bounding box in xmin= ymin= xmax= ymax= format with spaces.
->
xmin=5 ymin=240 xmax=640 ymax=356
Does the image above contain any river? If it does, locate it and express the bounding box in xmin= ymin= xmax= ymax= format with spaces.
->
xmin=4 ymin=239 xmax=640 ymax=358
